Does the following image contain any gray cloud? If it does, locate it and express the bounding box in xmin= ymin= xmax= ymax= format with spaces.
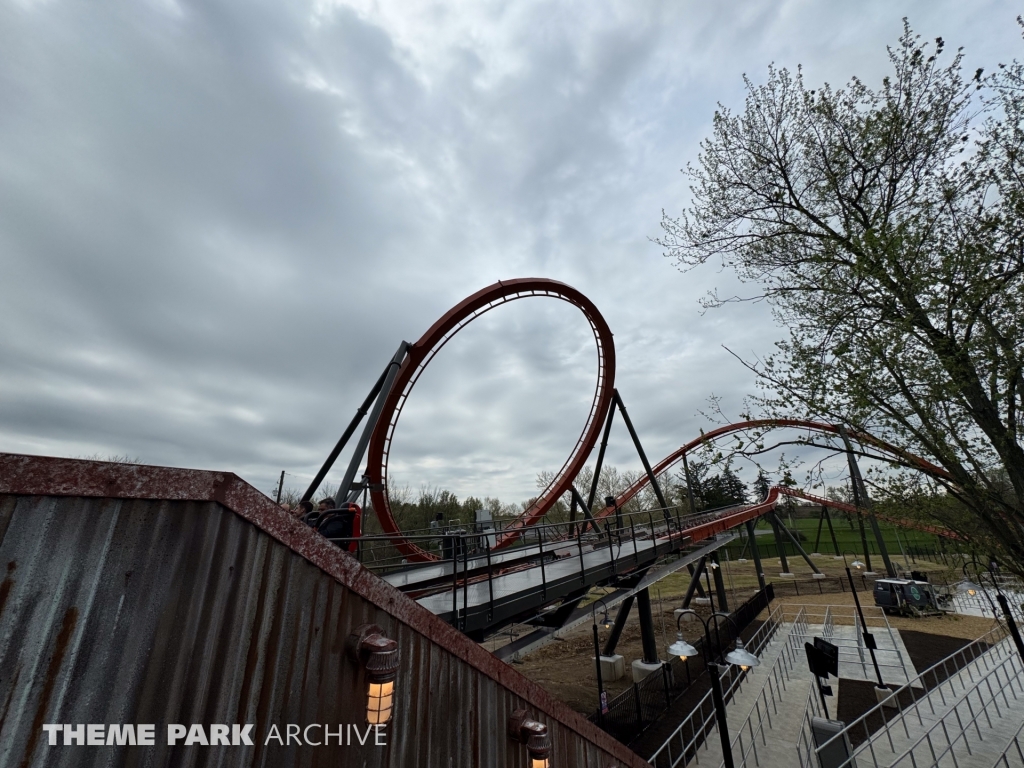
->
xmin=1 ymin=0 xmax=1020 ymax=505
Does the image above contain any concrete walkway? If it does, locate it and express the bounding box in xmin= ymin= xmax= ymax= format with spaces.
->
xmin=695 ymin=619 xmax=812 ymax=768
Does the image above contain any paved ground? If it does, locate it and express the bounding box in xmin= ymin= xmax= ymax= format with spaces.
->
xmin=651 ymin=604 xmax=1023 ymax=768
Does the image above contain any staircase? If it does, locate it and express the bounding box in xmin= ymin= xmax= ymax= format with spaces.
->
xmin=650 ymin=607 xmax=811 ymax=767
xmin=798 ymin=624 xmax=1024 ymax=768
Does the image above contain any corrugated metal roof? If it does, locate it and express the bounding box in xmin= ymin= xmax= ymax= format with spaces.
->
xmin=0 ymin=454 xmax=649 ymax=767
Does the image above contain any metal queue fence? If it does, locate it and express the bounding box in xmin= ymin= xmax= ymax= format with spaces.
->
xmin=646 ymin=602 xmax=802 ymax=767
xmin=712 ymin=607 xmax=811 ymax=768
xmin=589 ymin=587 xmax=777 ymax=748
xmin=772 ymin=603 xmax=912 ymax=684
xmin=795 ymin=622 xmax=1014 ymax=768
xmin=991 ymin=719 xmax=1024 ymax=767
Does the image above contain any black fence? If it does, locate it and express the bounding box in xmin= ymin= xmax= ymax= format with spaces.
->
xmin=589 ymin=585 xmax=775 ymax=745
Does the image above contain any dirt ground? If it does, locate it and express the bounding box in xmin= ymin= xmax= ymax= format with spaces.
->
xmin=506 ymin=556 xmax=995 ymax=716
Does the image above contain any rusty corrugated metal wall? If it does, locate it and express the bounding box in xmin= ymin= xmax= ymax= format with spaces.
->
xmin=0 ymin=455 xmax=649 ymax=768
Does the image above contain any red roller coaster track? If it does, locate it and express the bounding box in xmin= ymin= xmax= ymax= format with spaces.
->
xmin=362 ymin=279 xmax=955 ymax=561
xmin=366 ymin=278 xmax=616 ymax=562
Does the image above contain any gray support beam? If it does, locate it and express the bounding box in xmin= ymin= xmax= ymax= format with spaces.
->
xmin=839 ymin=426 xmax=896 ymax=577
xmin=710 ymin=551 xmax=729 ymax=611
xmin=688 ymin=563 xmax=708 ymax=599
xmin=636 ymin=588 xmax=661 ymax=664
xmin=602 ymin=595 xmax=634 ymax=656
xmin=769 ymin=513 xmax=791 ymax=573
xmin=569 ymin=485 xmax=598 ymax=534
xmin=772 ymin=513 xmax=823 ymax=574
xmin=682 ymin=558 xmax=708 ymax=608
xmin=586 ymin=401 xmax=617 ymax=511
xmin=614 ymin=391 xmax=670 ymax=519
xmin=823 ymin=505 xmax=841 ymax=556
xmin=302 ymin=348 xmax=403 ymax=502
xmin=745 ymin=520 xmax=766 ymax=592
xmin=342 ymin=341 xmax=411 ymax=503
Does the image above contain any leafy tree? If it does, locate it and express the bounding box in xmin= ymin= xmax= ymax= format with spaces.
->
xmin=702 ymin=462 xmax=750 ymax=508
xmin=753 ymin=469 xmax=772 ymax=501
xmin=659 ymin=22 xmax=1024 ymax=571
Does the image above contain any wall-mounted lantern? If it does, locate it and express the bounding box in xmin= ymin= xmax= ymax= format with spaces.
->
xmin=349 ymin=624 xmax=400 ymax=725
xmin=508 ymin=709 xmax=551 ymax=768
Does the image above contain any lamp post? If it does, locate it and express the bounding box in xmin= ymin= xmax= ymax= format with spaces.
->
xmin=841 ymin=550 xmax=886 ymax=691
xmin=668 ymin=610 xmax=759 ymax=768
xmin=591 ymin=598 xmax=611 ymax=725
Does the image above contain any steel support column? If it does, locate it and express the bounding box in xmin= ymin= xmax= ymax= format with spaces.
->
xmin=682 ymin=558 xmax=708 ymax=608
xmin=769 ymin=513 xmax=791 ymax=573
xmin=570 ymin=485 xmax=599 ymax=534
xmin=839 ymin=426 xmax=896 ymax=577
xmin=602 ymin=595 xmax=635 ymax=656
xmin=636 ymin=588 xmax=661 ymax=664
xmin=745 ymin=520 xmax=766 ymax=592
xmin=342 ymin=341 xmax=411 ymax=503
xmin=302 ymin=343 xmax=408 ymax=502
xmin=710 ymin=551 xmax=729 ymax=611
xmin=586 ymin=399 xmax=617 ymax=512
xmin=823 ymin=505 xmax=841 ymax=556
xmin=614 ymin=390 xmax=670 ymax=519
xmin=772 ymin=513 xmax=823 ymax=574
xmin=688 ymin=563 xmax=708 ymax=599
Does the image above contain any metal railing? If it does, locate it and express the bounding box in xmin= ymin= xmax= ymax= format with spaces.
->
xmin=779 ymin=603 xmax=912 ymax=684
xmin=329 ymin=503 xmax=743 ymax=630
xmin=991 ymin=719 xmax=1024 ymax=767
xmin=723 ymin=607 xmax=809 ymax=768
xmin=796 ymin=622 xmax=1013 ymax=767
xmin=648 ymin=602 xmax=795 ymax=767
xmin=885 ymin=650 xmax=1024 ymax=767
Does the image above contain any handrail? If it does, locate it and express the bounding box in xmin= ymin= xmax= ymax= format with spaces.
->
xmin=991 ymin=718 xmax=1024 ymax=767
xmin=885 ymin=650 xmax=1024 ymax=767
xmin=725 ymin=607 xmax=807 ymax=768
xmin=649 ymin=605 xmax=799 ymax=768
xmin=799 ymin=622 xmax=1013 ymax=766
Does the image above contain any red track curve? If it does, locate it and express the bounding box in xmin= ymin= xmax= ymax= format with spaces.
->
xmin=367 ymin=278 xmax=617 ymax=562
xmin=593 ymin=419 xmax=951 ymax=523
xmin=775 ymin=485 xmax=958 ymax=539
xmin=362 ymin=280 xmax=956 ymax=561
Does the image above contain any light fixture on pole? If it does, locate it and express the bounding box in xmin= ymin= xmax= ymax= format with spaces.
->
xmin=590 ymin=597 xmax=611 ymax=725
xmin=348 ymin=624 xmax=400 ymax=725
xmin=841 ymin=550 xmax=886 ymax=695
xmin=508 ymin=709 xmax=551 ymax=768
xmin=668 ymin=609 xmax=759 ymax=768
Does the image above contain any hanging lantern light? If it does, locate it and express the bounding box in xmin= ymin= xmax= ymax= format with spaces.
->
xmin=349 ymin=624 xmax=400 ymax=725
xmin=667 ymin=633 xmax=698 ymax=662
xmin=508 ymin=709 xmax=551 ymax=768
xmin=723 ymin=637 xmax=760 ymax=671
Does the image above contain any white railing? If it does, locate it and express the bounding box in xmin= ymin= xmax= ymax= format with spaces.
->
xmin=649 ymin=605 xmax=798 ymax=768
xmin=991 ymin=719 xmax=1024 ymax=767
xmin=797 ymin=623 xmax=1013 ymax=768
xmin=884 ymin=650 xmax=1024 ymax=767
xmin=725 ymin=608 xmax=808 ymax=767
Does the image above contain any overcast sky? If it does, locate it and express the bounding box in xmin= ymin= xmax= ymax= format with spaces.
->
xmin=1 ymin=0 xmax=1020 ymax=506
